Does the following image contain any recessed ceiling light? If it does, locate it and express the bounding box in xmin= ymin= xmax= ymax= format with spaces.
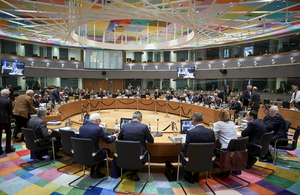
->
xmin=196 ymin=10 xmax=199 ymax=13
xmin=180 ymin=4 xmax=182 ymax=6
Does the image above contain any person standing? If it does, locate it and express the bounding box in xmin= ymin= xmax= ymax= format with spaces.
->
xmin=242 ymin=85 xmax=252 ymax=107
xmin=118 ymin=111 xmax=154 ymax=181
xmin=181 ymin=112 xmax=215 ymax=183
xmin=0 ymin=89 xmax=15 ymax=154
xmin=13 ymin=90 xmax=37 ymax=141
xmin=249 ymin=86 xmax=260 ymax=114
xmin=50 ymin=86 xmax=61 ymax=103
xmin=290 ymin=86 xmax=300 ymax=108
xmin=8 ymin=85 xmax=14 ymax=100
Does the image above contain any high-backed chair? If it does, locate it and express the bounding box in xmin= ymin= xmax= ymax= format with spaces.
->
xmin=69 ymin=137 xmax=109 ymax=190
xmin=273 ymin=126 xmax=300 ymax=169
xmin=215 ymin=137 xmax=251 ymax=189
xmin=57 ymin=129 xmax=81 ymax=174
xmin=177 ymin=143 xmax=216 ymax=195
xmin=113 ymin=140 xmax=151 ymax=194
xmin=245 ymin=131 xmax=274 ymax=177
xmin=20 ymin=128 xmax=55 ymax=170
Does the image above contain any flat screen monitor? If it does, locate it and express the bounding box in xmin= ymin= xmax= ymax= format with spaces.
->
xmin=99 ymin=94 xmax=105 ymax=98
xmin=263 ymin=100 xmax=270 ymax=105
xmin=154 ymin=95 xmax=159 ymax=99
xmin=244 ymin=46 xmax=253 ymax=57
xmin=68 ymin=93 xmax=73 ymax=96
xmin=145 ymin=92 xmax=150 ymax=96
xmin=282 ymin=102 xmax=290 ymax=109
xmin=120 ymin=118 xmax=132 ymax=129
xmin=125 ymin=94 xmax=132 ymax=98
xmin=180 ymin=97 xmax=185 ymax=101
xmin=85 ymin=95 xmax=90 ymax=99
xmin=112 ymin=94 xmax=118 ymax=98
xmin=83 ymin=114 xmax=90 ymax=125
xmin=1 ymin=61 xmax=25 ymax=76
xmin=180 ymin=119 xmax=194 ymax=134
xmin=192 ymin=99 xmax=198 ymax=103
xmin=141 ymin=95 xmax=146 ymax=99
xmin=75 ymin=95 xmax=79 ymax=100
xmin=177 ymin=67 xmax=195 ymax=79
xmin=204 ymin=100 xmax=210 ymax=105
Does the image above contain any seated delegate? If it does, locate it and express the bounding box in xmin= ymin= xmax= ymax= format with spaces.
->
xmin=79 ymin=113 xmax=116 ymax=178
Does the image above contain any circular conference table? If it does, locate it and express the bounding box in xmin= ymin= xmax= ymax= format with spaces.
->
xmin=46 ymin=98 xmax=235 ymax=162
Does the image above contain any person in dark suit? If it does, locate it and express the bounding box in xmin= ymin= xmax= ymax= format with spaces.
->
xmin=202 ymin=94 xmax=211 ymax=105
xmin=224 ymin=85 xmax=231 ymax=97
xmin=249 ymin=86 xmax=260 ymax=113
xmin=242 ymin=85 xmax=252 ymax=107
xmin=0 ymin=89 xmax=15 ymax=154
xmin=25 ymin=83 xmax=31 ymax=90
xmin=165 ymin=91 xmax=173 ymax=100
xmin=154 ymin=89 xmax=161 ymax=96
xmin=262 ymin=104 xmax=272 ymax=125
xmin=195 ymin=93 xmax=202 ymax=103
xmin=260 ymin=106 xmax=287 ymax=162
xmin=33 ymin=94 xmax=40 ymax=108
xmin=213 ymin=93 xmax=222 ymax=106
xmin=28 ymin=107 xmax=62 ymax=160
xmin=135 ymin=91 xmax=141 ymax=98
xmin=229 ymin=97 xmax=241 ymax=115
xmin=40 ymin=94 xmax=49 ymax=104
xmin=118 ymin=111 xmax=154 ymax=181
xmin=216 ymin=89 xmax=225 ymax=102
xmin=79 ymin=113 xmax=116 ymax=178
xmin=13 ymin=90 xmax=37 ymax=141
xmin=41 ymin=88 xmax=48 ymax=98
xmin=8 ymin=85 xmax=14 ymax=101
xmin=75 ymin=89 xmax=80 ymax=96
xmin=50 ymin=86 xmax=61 ymax=102
xmin=241 ymin=110 xmax=267 ymax=169
xmin=181 ymin=112 xmax=215 ymax=183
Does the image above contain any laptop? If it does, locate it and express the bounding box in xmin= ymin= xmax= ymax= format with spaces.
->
xmin=141 ymin=95 xmax=146 ymax=99
xmin=120 ymin=118 xmax=132 ymax=129
xmin=75 ymin=95 xmax=79 ymax=100
xmin=154 ymin=95 xmax=159 ymax=99
xmin=180 ymin=119 xmax=194 ymax=134
xmin=68 ymin=93 xmax=73 ymax=96
xmin=112 ymin=94 xmax=118 ymax=98
xmin=169 ymin=137 xmax=183 ymax=143
xmin=263 ymin=100 xmax=270 ymax=105
xmin=85 ymin=95 xmax=90 ymax=99
xmin=282 ymin=101 xmax=290 ymax=109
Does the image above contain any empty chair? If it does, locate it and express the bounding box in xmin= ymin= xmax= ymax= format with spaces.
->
xmin=69 ymin=137 xmax=109 ymax=190
xmin=273 ymin=126 xmax=300 ymax=169
xmin=20 ymin=128 xmax=55 ymax=170
xmin=113 ymin=140 xmax=151 ymax=194
xmin=245 ymin=131 xmax=275 ymax=177
xmin=57 ymin=129 xmax=81 ymax=174
xmin=177 ymin=143 xmax=216 ymax=195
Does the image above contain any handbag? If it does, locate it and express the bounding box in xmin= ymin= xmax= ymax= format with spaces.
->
xmin=164 ymin=160 xmax=177 ymax=181
xmin=111 ymin=158 xmax=121 ymax=178
xmin=220 ymin=142 xmax=248 ymax=171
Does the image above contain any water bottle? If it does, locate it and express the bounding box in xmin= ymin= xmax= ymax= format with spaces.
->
xmin=68 ymin=117 xmax=72 ymax=126
xmin=115 ymin=119 xmax=118 ymax=132
xmin=149 ymin=123 xmax=152 ymax=132
xmin=238 ymin=116 xmax=242 ymax=126
xmin=209 ymin=121 xmax=213 ymax=129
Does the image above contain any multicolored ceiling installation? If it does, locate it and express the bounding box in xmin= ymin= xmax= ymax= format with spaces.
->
xmin=1 ymin=0 xmax=300 ymax=50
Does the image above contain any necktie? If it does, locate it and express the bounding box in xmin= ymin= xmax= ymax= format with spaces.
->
xmin=294 ymin=91 xmax=297 ymax=100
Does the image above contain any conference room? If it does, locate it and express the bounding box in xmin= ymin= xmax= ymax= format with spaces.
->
xmin=1 ymin=0 xmax=300 ymax=194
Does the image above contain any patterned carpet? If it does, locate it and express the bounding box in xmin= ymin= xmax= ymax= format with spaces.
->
xmin=0 ymin=133 xmax=300 ymax=195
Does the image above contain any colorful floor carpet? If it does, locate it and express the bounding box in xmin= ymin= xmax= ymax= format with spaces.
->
xmin=0 ymin=135 xmax=300 ymax=195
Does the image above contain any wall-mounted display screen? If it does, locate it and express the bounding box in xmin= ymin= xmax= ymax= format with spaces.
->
xmin=1 ymin=61 xmax=25 ymax=76
xmin=177 ymin=67 xmax=195 ymax=78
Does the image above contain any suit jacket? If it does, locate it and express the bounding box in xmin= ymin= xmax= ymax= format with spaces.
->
xmin=262 ymin=114 xmax=272 ymax=126
xmin=214 ymin=97 xmax=222 ymax=106
xmin=28 ymin=116 xmax=51 ymax=139
xmin=230 ymin=101 xmax=241 ymax=115
xmin=241 ymin=119 xmax=267 ymax=155
xmin=0 ymin=96 xmax=12 ymax=123
xmin=33 ymin=99 xmax=39 ymax=108
xmin=218 ymin=91 xmax=225 ymax=102
xmin=154 ymin=91 xmax=161 ymax=96
xmin=118 ymin=120 xmax=154 ymax=155
xmin=225 ymin=88 xmax=231 ymax=96
xmin=242 ymin=90 xmax=251 ymax=106
xmin=9 ymin=89 xmax=14 ymax=100
xmin=79 ymin=122 xmax=116 ymax=161
xmin=165 ymin=94 xmax=173 ymax=100
xmin=40 ymin=98 xmax=49 ymax=104
xmin=182 ymin=125 xmax=215 ymax=156
xmin=13 ymin=94 xmax=37 ymax=119
xmin=50 ymin=88 xmax=60 ymax=102
xmin=266 ymin=113 xmax=287 ymax=145
xmin=250 ymin=92 xmax=260 ymax=110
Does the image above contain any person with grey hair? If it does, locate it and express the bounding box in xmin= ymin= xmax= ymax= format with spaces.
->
xmin=262 ymin=104 xmax=272 ymax=126
xmin=260 ymin=106 xmax=287 ymax=162
xmin=13 ymin=90 xmax=37 ymax=141
xmin=0 ymin=89 xmax=15 ymax=154
xmin=79 ymin=113 xmax=116 ymax=178
xmin=28 ymin=107 xmax=62 ymax=160
xmin=181 ymin=112 xmax=215 ymax=183
xmin=249 ymin=86 xmax=260 ymax=113
xmin=165 ymin=91 xmax=172 ymax=100
xmin=242 ymin=85 xmax=252 ymax=107
xmin=118 ymin=111 xmax=154 ymax=181
xmin=229 ymin=97 xmax=241 ymax=116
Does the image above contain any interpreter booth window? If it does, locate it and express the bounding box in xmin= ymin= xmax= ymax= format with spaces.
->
xmin=84 ymin=49 xmax=123 ymax=69
xmin=1 ymin=76 xmax=18 ymax=89
xmin=60 ymin=78 xmax=79 ymax=90
xmin=125 ymin=79 xmax=141 ymax=90
xmin=176 ymin=79 xmax=188 ymax=90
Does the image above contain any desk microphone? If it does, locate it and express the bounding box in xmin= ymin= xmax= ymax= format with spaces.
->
xmin=153 ymin=119 xmax=162 ymax=137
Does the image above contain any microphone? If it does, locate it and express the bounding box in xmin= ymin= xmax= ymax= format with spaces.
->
xmin=153 ymin=119 xmax=163 ymax=137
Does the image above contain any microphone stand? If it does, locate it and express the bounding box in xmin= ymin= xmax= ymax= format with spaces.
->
xmin=153 ymin=119 xmax=162 ymax=137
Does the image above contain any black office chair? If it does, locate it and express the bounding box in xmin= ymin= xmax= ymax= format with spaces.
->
xmin=214 ymin=137 xmax=251 ymax=189
xmin=69 ymin=137 xmax=109 ymax=190
xmin=20 ymin=128 xmax=55 ymax=170
xmin=273 ymin=126 xmax=300 ymax=169
xmin=245 ymin=131 xmax=274 ymax=177
xmin=177 ymin=143 xmax=216 ymax=195
xmin=113 ymin=140 xmax=150 ymax=194
xmin=57 ymin=129 xmax=82 ymax=174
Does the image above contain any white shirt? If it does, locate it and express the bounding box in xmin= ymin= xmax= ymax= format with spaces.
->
xmin=213 ymin=121 xmax=237 ymax=149
xmin=291 ymin=90 xmax=300 ymax=103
